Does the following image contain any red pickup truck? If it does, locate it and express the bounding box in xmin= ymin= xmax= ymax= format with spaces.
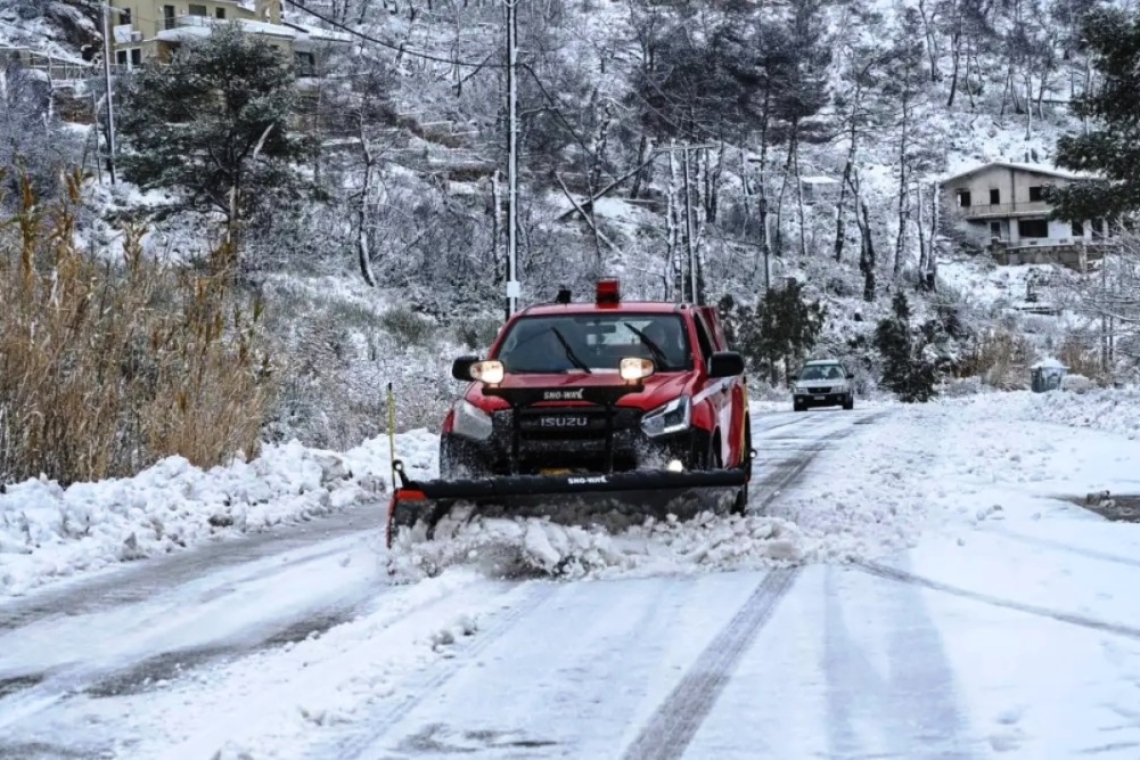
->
xmin=387 ymin=279 xmax=754 ymax=545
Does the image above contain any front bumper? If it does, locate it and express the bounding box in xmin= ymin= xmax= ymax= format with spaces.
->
xmin=442 ymin=410 xmax=713 ymax=477
xmin=794 ymin=391 xmax=849 ymax=407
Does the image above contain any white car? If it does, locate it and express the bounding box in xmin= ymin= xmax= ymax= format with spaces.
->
xmin=790 ymin=360 xmax=855 ymax=411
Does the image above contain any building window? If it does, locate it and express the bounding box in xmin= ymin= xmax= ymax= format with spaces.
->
xmin=989 ymin=188 xmax=1000 ymax=204
xmin=216 ymin=7 xmax=225 ymax=17
xmin=1019 ymin=219 xmax=1049 ymax=238
xmin=189 ymin=4 xmax=207 ymax=15
xmin=119 ymin=8 xmax=131 ymax=25
xmin=116 ymin=50 xmax=128 ymax=65
xmin=1072 ymin=221 xmax=1084 ymax=237
xmin=956 ymin=190 xmax=971 ymax=208
xmin=295 ymin=51 xmax=315 ymax=74
xmin=990 ymin=221 xmax=1002 ymax=238
xmin=1028 ymin=185 xmax=1044 ymax=201
xmin=164 ymin=5 xmax=176 ymax=29
xmin=131 ymin=48 xmax=141 ymax=65
xmin=1093 ymin=218 xmax=1105 ymax=238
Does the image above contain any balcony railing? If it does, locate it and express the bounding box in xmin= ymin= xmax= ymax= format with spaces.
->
xmin=172 ymin=14 xmax=218 ymax=30
xmin=958 ymin=201 xmax=1050 ymax=219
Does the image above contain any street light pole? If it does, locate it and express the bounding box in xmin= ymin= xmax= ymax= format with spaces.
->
xmin=504 ymin=0 xmax=519 ymax=321
xmin=100 ymin=2 xmax=118 ymax=185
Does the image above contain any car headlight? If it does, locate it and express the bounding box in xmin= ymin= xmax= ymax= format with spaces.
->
xmin=641 ymin=395 xmax=690 ymax=437
xmin=451 ymin=400 xmax=493 ymax=441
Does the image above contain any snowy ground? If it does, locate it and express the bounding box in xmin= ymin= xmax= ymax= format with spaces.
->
xmin=1 ymin=390 xmax=1139 ymax=758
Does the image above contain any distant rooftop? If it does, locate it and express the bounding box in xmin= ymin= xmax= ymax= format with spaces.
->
xmin=941 ymin=161 xmax=1100 ymax=184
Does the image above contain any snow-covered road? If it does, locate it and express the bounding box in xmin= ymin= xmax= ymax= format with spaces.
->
xmin=3 ymin=396 xmax=1140 ymax=759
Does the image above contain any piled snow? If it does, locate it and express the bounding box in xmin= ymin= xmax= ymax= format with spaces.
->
xmin=944 ymin=387 xmax=1140 ymax=440
xmin=0 ymin=429 xmax=438 ymax=597
xmin=387 ymin=512 xmax=810 ymax=581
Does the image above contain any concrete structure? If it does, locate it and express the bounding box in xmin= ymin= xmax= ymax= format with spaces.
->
xmin=939 ymin=161 xmax=1115 ymax=269
xmin=105 ymin=0 xmax=351 ymax=73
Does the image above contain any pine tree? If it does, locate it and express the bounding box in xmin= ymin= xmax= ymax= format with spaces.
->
xmin=735 ymin=280 xmax=826 ymax=384
xmin=117 ymin=24 xmax=317 ymax=251
xmin=1049 ymin=8 xmax=1140 ymax=221
xmin=873 ymin=292 xmax=938 ymax=402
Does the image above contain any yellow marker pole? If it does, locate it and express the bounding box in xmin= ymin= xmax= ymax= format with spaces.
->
xmin=387 ymin=382 xmax=396 ymax=491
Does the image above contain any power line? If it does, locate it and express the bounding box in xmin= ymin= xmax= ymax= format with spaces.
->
xmin=281 ymin=0 xmax=509 ymax=68
xmin=282 ymin=0 xmax=600 ymax=162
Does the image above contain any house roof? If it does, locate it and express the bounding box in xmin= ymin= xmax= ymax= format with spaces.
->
xmin=940 ymin=161 xmax=1099 ymax=185
xmin=284 ymin=21 xmax=354 ymax=51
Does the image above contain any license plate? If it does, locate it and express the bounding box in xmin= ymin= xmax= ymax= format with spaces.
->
xmin=813 ymin=395 xmax=826 ymax=400
xmin=540 ymin=468 xmax=572 ymax=475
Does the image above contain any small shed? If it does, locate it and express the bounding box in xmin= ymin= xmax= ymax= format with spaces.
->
xmin=1030 ymin=358 xmax=1068 ymax=393
xmin=800 ymin=176 xmax=840 ymax=204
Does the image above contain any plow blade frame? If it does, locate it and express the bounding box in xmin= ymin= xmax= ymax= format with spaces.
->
xmin=386 ymin=468 xmax=747 ymax=546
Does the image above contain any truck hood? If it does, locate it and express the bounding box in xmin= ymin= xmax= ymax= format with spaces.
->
xmin=465 ymin=371 xmax=693 ymax=412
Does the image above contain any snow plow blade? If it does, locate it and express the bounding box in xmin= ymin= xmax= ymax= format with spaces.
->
xmin=386 ymin=468 xmax=747 ymax=547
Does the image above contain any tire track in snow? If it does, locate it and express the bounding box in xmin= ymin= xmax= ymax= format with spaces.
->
xmin=988 ymin=527 xmax=1140 ymax=570
xmin=330 ymin=580 xmax=558 ymax=760
xmin=619 ymin=568 xmax=799 ymax=760
xmin=853 ymin=561 xmax=1140 ymax=641
xmin=749 ymin=409 xmax=888 ymax=514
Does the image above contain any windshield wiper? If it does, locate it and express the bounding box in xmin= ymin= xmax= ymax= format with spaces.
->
xmin=625 ymin=322 xmax=669 ymax=369
xmin=551 ymin=327 xmax=592 ymax=374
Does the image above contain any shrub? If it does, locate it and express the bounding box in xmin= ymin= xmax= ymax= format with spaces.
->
xmin=380 ymin=306 xmax=437 ymax=347
xmin=1057 ymin=334 xmax=1104 ymax=383
xmin=958 ymin=329 xmax=1034 ymax=389
xmin=0 ymin=172 xmax=275 ymax=484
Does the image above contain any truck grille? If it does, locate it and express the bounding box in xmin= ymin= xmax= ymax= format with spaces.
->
xmin=491 ymin=407 xmax=644 ymax=473
xmin=494 ymin=407 xmax=642 ymax=440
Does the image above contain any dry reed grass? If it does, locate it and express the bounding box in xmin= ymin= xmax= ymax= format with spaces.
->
xmin=0 ymin=171 xmax=276 ymax=484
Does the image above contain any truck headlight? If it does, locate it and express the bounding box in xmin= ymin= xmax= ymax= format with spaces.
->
xmin=641 ymin=395 xmax=690 ymax=437
xmin=451 ymin=400 xmax=493 ymax=441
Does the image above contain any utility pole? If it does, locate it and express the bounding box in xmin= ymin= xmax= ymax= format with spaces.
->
xmin=1101 ymin=249 xmax=1108 ymax=374
xmin=681 ymin=146 xmax=696 ymax=304
xmin=746 ymin=154 xmax=771 ymax=295
xmin=504 ymin=0 xmax=520 ymax=321
xmin=100 ymin=2 xmax=117 ymax=185
xmin=759 ymin=195 xmax=771 ymax=294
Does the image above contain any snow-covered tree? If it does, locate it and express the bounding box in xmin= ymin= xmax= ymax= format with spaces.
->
xmin=117 ymin=24 xmax=317 ymax=256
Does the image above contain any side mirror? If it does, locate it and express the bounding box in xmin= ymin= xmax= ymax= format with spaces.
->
xmin=452 ymin=356 xmax=480 ymax=380
xmin=708 ymin=351 xmax=745 ymax=378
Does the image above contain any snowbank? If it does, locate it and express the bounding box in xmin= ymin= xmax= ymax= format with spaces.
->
xmin=943 ymin=387 xmax=1140 ymax=440
xmin=0 ymin=429 xmax=438 ymax=597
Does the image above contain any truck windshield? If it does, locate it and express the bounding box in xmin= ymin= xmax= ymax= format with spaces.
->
xmin=495 ymin=314 xmax=692 ymax=373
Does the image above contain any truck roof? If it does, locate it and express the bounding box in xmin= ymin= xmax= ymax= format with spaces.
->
xmin=519 ymin=301 xmax=686 ymax=317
